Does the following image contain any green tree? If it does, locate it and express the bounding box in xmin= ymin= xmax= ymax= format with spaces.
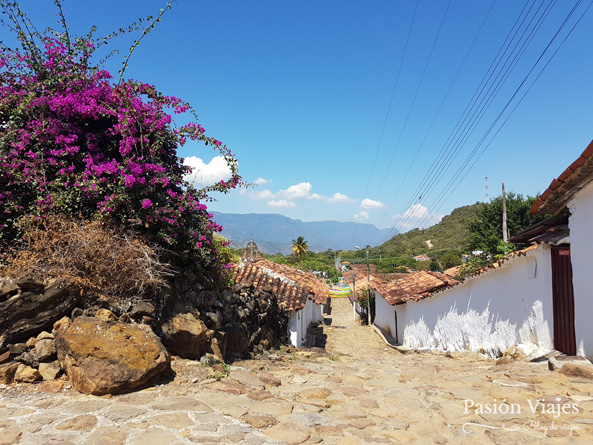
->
xmin=467 ymin=193 xmax=546 ymax=255
xmin=429 ymin=261 xmax=441 ymax=272
xmin=291 ymin=236 xmax=309 ymax=258
xmin=441 ymin=253 xmax=462 ymax=269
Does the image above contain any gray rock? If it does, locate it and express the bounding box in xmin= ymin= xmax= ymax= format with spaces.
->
xmin=0 ymin=278 xmax=79 ymax=344
xmin=35 ymin=338 xmax=56 ymax=361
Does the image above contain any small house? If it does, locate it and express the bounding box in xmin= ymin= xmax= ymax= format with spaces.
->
xmin=232 ymin=259 xmax=328 ymax=347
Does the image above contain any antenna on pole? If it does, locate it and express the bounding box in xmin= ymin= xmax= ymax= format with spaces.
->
xmin=485 ymin=176 xmax=490 ymax=203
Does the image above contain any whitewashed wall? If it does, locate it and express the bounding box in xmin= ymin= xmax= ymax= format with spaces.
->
xmin=288 ymin=310 xmax=301 ymax=347
xmin=568 ymin=180 xmax=593 ymax=359
xmin=374 ymin=290 xmax=406 ymax=344
xmin=377 ymin=246 xmax=554 ymax=357
xmin=287 ymin=297 xmax=324 ymax=347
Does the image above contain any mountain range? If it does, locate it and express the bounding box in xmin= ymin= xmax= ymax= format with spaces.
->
xmin=211 ymin=212 xmax=394 ymax=255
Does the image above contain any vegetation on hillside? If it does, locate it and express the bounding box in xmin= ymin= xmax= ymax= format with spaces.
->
xmin=266 ymin=248 xmax=340 ymax=284
xmin=338 ymin=204 xmax=481 ymax=270
xmin=339 ymin=194 xmax=545 ymax=276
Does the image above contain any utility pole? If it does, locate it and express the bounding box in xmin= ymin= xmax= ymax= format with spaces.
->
xmin=366 ymin=247 xmax=371 ymax=326
xmin=502 ymin=181 xmax=508 ymax=242
xmin=485 ymin=176 xmax=489 ymax=203
xmin=352 ymin=269 xmax=356 ymax=320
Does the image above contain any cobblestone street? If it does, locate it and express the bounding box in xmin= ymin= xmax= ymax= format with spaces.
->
xmin=1 ymin=297 xmax=593 ymax=444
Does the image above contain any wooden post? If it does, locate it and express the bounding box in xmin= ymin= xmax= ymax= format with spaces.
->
xmin=502 ymin=181 xmax=508 ymax=242
xmin=366 ymin=248 xmax=371 ymax=326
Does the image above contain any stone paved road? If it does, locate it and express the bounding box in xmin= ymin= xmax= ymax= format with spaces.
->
xmin=1 ymin=297 xmax=593 ymax=444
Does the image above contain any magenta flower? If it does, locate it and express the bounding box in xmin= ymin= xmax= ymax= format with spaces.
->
xmin=124 ymin=175 xmax=135 ymax=188
xmin=141 ymin=198 xmax=153 ymax=209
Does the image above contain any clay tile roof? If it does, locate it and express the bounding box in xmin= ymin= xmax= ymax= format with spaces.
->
xmin=343 ymin=270 xmax=386 ymax=287
xmin=531 ymin=139 xmax=593 ymax=215
xmin=379 ymin=271 xmax=458 ymax=305
xmin=443 ymin=266 xmax=461 ymax=277
xmin=231 ymin=259 xmax=329 ymax=311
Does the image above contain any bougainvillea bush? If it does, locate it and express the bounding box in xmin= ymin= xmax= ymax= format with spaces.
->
xmin=0 ymin=2 xmax=242 ymax=280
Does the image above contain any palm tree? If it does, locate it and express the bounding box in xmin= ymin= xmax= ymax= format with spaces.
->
xmin=291 ymin=236 xmax=309 ymax=257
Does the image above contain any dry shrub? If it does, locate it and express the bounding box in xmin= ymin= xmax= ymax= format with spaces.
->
xmin=4 ymin=214 xmax=175 ymax=301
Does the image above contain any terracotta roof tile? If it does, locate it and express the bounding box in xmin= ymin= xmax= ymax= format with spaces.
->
xmin=531 ymin=139 xmax=593 ymax=215
xmin=379 ymin=271 xmax=457 ymax=305
xmin=374 ymin=245 xmax=538 ymax=306
xmin=443 ymin=266 xmax=461 ymax=277
xmin=231 ymin=259 xmax=328 ymax=311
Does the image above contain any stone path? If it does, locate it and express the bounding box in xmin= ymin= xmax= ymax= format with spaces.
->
xmin=2 ymin=297 xmax=593 ymax=444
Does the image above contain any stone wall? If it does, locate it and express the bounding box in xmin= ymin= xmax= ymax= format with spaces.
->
xmin=0 ymin=272 xmax=290 ymax=392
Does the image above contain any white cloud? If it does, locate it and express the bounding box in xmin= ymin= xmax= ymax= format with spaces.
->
xmin=360 ymin=198 xmax=385 ymax=209
xmin=279 ymin=182 xmax=312 ymax=200
xmin=268 ymin=200 xmax=296 ymax=208
xmin=183 ymin=156 xmax=232 ymax=188
xmin=329 ymin=192 xmax=356 ymax=204
xmin=250 ymin=182 xmax=320 ymax=202
xmin=394 ymin=204 xmax=444 ymax=231
xmin=254 ymin=177 xmax=270 ymax=185
xmin=402 ymin=203 xmax=429 ymax=219
xmin=251 ymin=189 xmax=275 ymax=200
xmin=353 ymin=211 xmax=370 ymax=221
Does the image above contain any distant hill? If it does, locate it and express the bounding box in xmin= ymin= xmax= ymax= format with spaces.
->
xmin=211 ymin=212 xmax=394 ymax=255
xmin=371 ymin=203 xmax=483 ymax=258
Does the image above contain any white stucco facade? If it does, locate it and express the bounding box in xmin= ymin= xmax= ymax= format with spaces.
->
xmin=567 ymin=180 xmax=593 ymax=359
xmin=375 ymin=246 xmax=555 ymax=357
xmin=287 ymin=297 xmax=324 ymax=347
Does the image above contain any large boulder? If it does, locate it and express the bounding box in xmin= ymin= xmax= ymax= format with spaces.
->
xmin=0 ymin=278 xmax=79 ymax=345
xmin=55 ymin=316 xmax=169 ymax=395
xmin=161 ymin=312 xmax=210 ymax=359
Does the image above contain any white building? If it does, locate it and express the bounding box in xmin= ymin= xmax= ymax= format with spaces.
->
xmin=530 ymin=139 xmax=593 ymax=359
xmin=374 ymin=139 xmax=593 ymax=360
xmin=233 ymin=259 xmax=327 ymax=348
xmin=374 ymin=249 xmax=554 ymax=358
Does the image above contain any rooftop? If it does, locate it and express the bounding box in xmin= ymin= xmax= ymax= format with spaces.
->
xmin=380 ymin=271 xmax=458 ymax=305
xmin=374 ymin=245 xmax=538 ymax=305
xmin=231 ymin=259 xmax=328 ymax=312
xmin=531 ymin=139 xmax=593 ymax=215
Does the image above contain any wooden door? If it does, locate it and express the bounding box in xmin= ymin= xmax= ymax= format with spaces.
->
xmin=551 ymin=246 xmax=576 ymax=355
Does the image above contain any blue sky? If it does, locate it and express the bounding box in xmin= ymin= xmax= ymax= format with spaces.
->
xmin=3 ymin=1 xmax=593 ymax=244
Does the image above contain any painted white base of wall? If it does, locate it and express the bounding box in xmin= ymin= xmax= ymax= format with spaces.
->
xmin=403 ymin=299 xmax=551 ymax=357
xmin=287 ymin=300 xmax=324 ymax=347
xmin=375 ymin=246 xmax=554 ymax=358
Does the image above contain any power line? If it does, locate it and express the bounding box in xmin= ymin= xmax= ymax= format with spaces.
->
xmin=369 ymin=0 xmax=496 ymax=240
xmin=360 ymin=0 xmax=452 ymax=237
xmin=352 ymin=0 xmax=419 ymax=243
xmin=376 ymin=0 xmax=541 ymax=240
xmin=381 ymin=0 xmax=569 ymax=241
xmin=387 ymin=0 xmax=555 ymax=238
xmin=404 ymin=0 xmax=591 ymax=234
